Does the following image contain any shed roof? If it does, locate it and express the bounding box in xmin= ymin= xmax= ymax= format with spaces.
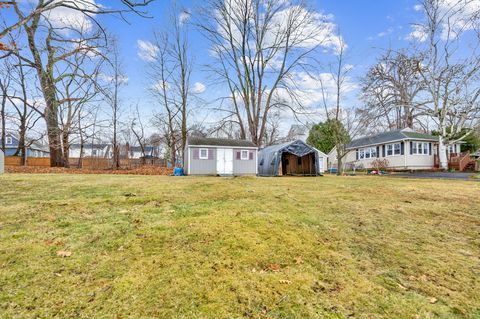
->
xmin=187 ymin=136 xmax=257 ymax=148
xmin=347 ymin=128 xmax=438 ymax=149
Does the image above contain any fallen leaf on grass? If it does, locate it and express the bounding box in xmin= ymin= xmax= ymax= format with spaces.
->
xmin=265 ymin=263 xmax=281 ymax=272
xmin=398 ymin=283 xmax=407 ymax=290
xmin=429 ymin=297 xmax=438 ymax=304
xmin=279 ymin=279 xmax=292 ymax=284
xmin=56 ymin=250 xmax=72 ymax=257
xmin=294 ymin=256 xmax=303 ymax=264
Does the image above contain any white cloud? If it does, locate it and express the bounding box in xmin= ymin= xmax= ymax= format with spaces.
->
xmin=268 ymin=6 xmax=345 ymax=54
xmin=406 ymin=24 xmax=428 ymax=42
xmin=275 ymin=71 xmax=357 ymax=108
xmin=179 ymin=11 xmax=190 ymax=26
xmin=150 ymin=80 xmax=169 ymax=92
xmin=216 ymin=1 xmax=345 ymax=55
xmin=43 ymin=0 xmax=98 ymax=32
xmin=413 ymin=4 xmax=423 ymax=11
xmin=378 ymin=27 xmax=394 ymax=37
xmin=137 ymin=39 xmax=159 ymax=62
xmin=408 ymin=0 xmax=480 ymax=41
xmin=192 ymin=82 xmax=206 ymax=94
xmin=71 ymin=39 xmax=101 ymax=57
xmin=99 ymin=73 xmax=129 ymax=84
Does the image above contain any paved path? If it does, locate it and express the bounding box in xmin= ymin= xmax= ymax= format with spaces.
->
xmin=391 ymin=172 xmax=479 ymax=181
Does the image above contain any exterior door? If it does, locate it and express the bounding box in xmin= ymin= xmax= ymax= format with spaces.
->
xmin=217 ymin=148 xmax=233 ymax=175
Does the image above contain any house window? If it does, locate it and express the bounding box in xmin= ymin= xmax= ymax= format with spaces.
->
xmin=387 ymin=143 xmax=401 ymax=156
xmin=359 ymin=149 xmax=365 ymax=159
xmin=412 ymin=142 xmax=430 ymax=155
xmin=361 ymin=147 xmax=377 ymax=159
xmin=241 ymin=150 xmax=249 ymax=160
xmin=199 ymin=148 xmax=208 ymax=159
xmin=394 ymin=143 xmax=401 ymax=155
xmin=447 ymin=145 xmax=457 ymax=154
xmin=5 ymin=136 xmax=12 ymax=145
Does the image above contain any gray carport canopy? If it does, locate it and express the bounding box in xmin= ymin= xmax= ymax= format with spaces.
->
xmin=258 ymin=140 xmax=321 ymax=176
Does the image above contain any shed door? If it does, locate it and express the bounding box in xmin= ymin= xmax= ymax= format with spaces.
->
xmin=217 ymin=148 xmax=233 ymax=175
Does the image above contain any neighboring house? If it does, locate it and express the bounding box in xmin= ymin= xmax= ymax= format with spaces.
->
xmin=69 ymin=143 xmax=111 ymax=158
xmin=2 ymin=133 xmax=49 ymax=157
xmin=70 ymin=143 xmax=161 ymax=160
xmin=331 ymin=128 xmax=464 ymax=171
xmin=327 ymin=147 xmax=337 ymax=170
xmin=258 ymin=140 xmax=323 ymax=176
xmin=286 ymin=124 xmax=308 ymax=142
xmin=0 ymin=149 xmax=4 ymax=174
xmin=184 ymin=136 xmax=258 ymax=176
xmin=122 ymin=145 xmax=160 ymax=159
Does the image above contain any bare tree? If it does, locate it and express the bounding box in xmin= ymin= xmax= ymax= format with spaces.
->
xmin=102 ymin=38 xmax=126 ymax=169
xmin=197 ymin=0 xmax=338 ymax=146
xmin=145 ymin=4 xmax=193 ymax=165
xmin=0 ymin=0 xmax=153 ymax=45
xmin=262 ymin=110 xmax=281 ymax=146
xmin=57 ymin=45 xmax=104 ymax=167
xmin=130 ymin=104 xmax=148 ymax=163
xmin=0 ymin=55 xmax=11 ymax=152
xmin=6 ymin=54 xmax=44 ymax=165
xmin=1 ymin=1 xmax=152 ymax=166
xmin=148 ymin=28 xmax=181 ymax=167
xmin=360 ymin=49 xmax=426 ymax=130
xmin=413 ymin=0 xmax=480 ymax=169
xmin=318 ymin=38 xmax=365 ymax=174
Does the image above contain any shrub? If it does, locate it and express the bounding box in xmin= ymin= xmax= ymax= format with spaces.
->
xmin=371 ymin=158 xmax=389 ymax=171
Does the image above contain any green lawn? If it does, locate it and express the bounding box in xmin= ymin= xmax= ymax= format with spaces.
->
xmin=0 ymin=174 xmax=479 ymax=318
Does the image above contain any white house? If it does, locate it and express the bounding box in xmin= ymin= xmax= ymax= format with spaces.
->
xmin=69 ymin=143 xmax=110 ymax=158
xmin=329 ymin=128 xmax=464 ymax=171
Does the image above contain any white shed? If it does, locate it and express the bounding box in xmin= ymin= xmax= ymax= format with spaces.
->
xmin=311 ymin=146 xmax=327 ymax=173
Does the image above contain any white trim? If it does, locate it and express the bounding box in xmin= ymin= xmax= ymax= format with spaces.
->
xmin=240 ymin=150 xmax=249 ymax=160
xmin=255 ymin=150 xmax=258 ymax=175
xmin=188 ymin=145 xmax=257 ymax=150
xmin=411 ymin=141 xmax=430 ymax=155
xmin=199 ymin=148 xmax=208 ymax=159
xmin=386 ymin=142 xmax=402 ymax=157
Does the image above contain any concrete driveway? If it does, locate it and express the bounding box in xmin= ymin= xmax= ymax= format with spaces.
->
xmin=390 ymin=172 xmax=479 ymax=181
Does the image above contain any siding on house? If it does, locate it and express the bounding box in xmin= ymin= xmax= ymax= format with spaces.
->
xmin=343 ymin=140 xmax=463 ymax=170
xmin=3 ymin=133 xmax=49 ymax=157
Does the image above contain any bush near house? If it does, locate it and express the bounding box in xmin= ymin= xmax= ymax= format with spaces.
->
xmin=0 ymin=174 xmax=479 ymax=318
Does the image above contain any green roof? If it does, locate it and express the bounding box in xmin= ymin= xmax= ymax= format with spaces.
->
xmin=402 ymin=131 xmax=438 ymax=140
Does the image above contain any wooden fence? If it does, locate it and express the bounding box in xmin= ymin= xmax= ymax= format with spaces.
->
xmin=5 ymin=156 xmax=51 ymax=167
xmin=6 ymin=156 xmax=168 ymax=169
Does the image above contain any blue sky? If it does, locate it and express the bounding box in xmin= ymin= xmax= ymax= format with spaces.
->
xmin=4 ymin=0 xmax=429 ymax=132
xmin=102 ymin=0 xmax=423 ymax=115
